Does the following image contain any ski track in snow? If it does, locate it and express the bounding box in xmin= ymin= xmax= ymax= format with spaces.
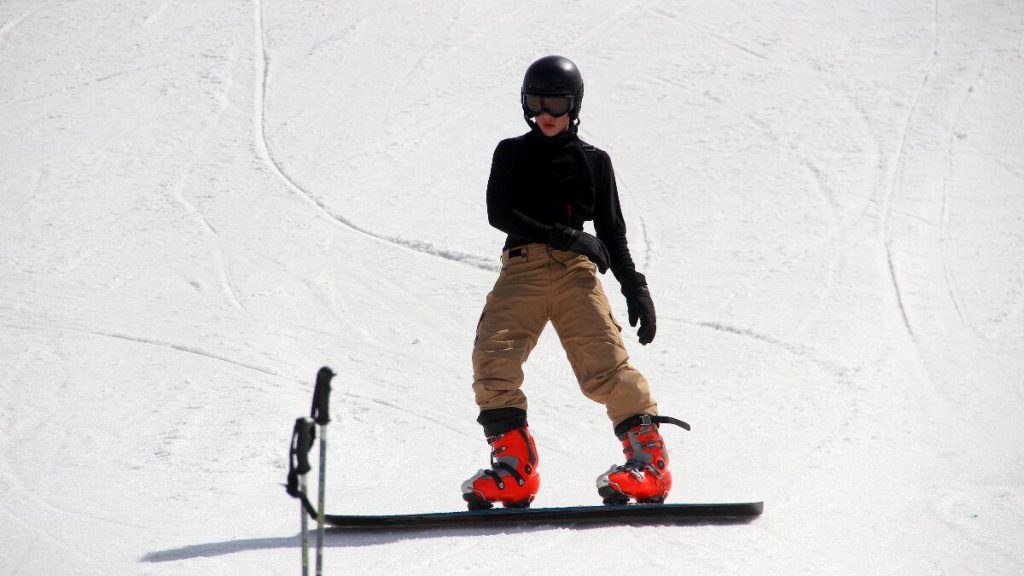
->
xmin=0 ymin=58 xmax=175 ymax=110
xmin=306 ymin=7 xmax=376 ymax=58
xmin=723 ymin=7 xmax=935 ymax=350
xmin=940 ymin=77 xmax=979 ymax=337
xmin=252 ymin=0 xmax=497 ymax=273
xmin=0 ymin=2 xmax=55 ymax=49
xmin=342 ymin=391 xmax=477 ymax=439
xmin=743 ymin=112 xmax=843 ymax=226
xmin=648 ymin=15 xmax=878 ymax=313
xmin=141 ymin=1 xmax=172 ymax=28
xmin=1 ymin=322 xmax=294 ymax=382
xmin=663 ymin=313 xmax=857 ymax=498
xmin=644 ymin=4 xmax=771 ymax=63
xmin=722 ymin=9 xmax=932 ymax=341
xmin=879 ymin=0 xmax=940 ymax=342
xmin=605 ymin=168 xmax=655 ymax=272
xmin=993 ymin=156 xmax=1024 ymax=182
xmin=381 ymin=0 xmax=468 ymax=136
xmin=672 ymin=317 xmax=848 ymax=378
xmin=0 ymin=11 xmax=29 ymax=47
xmin=636 ymin=212 xmax=655 ymax=272
xmin=89 ymin=329 xmax=292 ymax=380
xmin=162 ymin=45 xmax=249 ymax=312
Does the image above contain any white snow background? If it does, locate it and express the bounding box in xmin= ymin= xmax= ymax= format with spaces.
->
xmin=2 ymin=0 xmax=1023 ymax=574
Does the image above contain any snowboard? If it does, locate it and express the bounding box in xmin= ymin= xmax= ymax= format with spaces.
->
xmin=323 ymin=501 xmax=763 ymax=531
xmin=288 ymin=369 xmax=763 ymax=535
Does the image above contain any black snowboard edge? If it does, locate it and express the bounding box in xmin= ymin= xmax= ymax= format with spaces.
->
xmin=324 ymin=502 xmax=763 ymax=531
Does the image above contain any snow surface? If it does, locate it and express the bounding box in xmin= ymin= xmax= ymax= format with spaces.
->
xmin=2 ymin=0 xmax=1023 ymax=574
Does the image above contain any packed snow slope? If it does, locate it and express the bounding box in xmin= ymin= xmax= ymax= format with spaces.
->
xmin=2 ymin=0 xmax=1023 ymax=574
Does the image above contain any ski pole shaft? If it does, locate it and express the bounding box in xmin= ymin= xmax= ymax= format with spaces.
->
xmin=299 ymin=475 xmax=309 ymax=576
xmin=316 ymin=426 xmax=327 ymax=576
xmin=311 ymin=367 xmax=334 ymax=576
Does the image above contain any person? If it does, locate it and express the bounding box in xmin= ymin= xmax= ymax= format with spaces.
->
xmin=461 ymin=55 xmax=689 ymax=510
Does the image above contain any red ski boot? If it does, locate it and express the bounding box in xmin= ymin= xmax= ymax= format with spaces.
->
xmin=597 ymin=414 xmax=689 ymax=505
xmin=462 ymin=426 xmax=540 ymax=510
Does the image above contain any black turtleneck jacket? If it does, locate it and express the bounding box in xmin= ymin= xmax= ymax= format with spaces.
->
xmin=486 ymin=128 xmax=644 ymax=289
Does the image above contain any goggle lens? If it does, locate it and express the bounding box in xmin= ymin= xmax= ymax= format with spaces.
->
xmin=524 ymin=93 xmax=573 ymax=117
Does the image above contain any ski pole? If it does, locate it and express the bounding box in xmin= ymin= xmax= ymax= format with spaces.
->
xmin=287 ymin=417 xmax=316 ymax=576
xmin=310 ymin=367 xmax=334 ymax=576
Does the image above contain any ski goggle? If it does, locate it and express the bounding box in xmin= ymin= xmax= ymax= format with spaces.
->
xmin=522 ymin=93 xmax=574 ymax=117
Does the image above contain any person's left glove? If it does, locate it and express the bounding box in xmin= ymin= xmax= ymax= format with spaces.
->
xmin=622 ymin=275 xmax=656 ymax=345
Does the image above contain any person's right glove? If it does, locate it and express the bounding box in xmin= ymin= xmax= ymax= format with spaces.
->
xmin=548 ymin=223 xmax=610 ymax=274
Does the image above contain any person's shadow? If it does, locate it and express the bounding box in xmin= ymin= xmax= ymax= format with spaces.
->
xmin=142 ymin=524 xmax=558 ymax=562
xmin=142 ymin=515 xmax=756 ymax=563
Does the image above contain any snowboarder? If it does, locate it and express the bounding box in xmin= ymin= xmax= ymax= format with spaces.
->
xmin=462 ymin=55 xmax=688 ymax=510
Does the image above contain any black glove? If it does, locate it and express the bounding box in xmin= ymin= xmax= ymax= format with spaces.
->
xmin=549 ymin=224 xmax=610 ymax=273
xmin=622 ymin=277 xmax=656 ymax=345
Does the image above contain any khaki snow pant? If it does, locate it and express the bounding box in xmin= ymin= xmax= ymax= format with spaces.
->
xmin=472 ymin=243 xmax=657 ymax=427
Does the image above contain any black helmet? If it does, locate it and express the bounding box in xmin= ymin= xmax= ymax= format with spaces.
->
xmin=521 ymin=55 xmax=584 ymax=123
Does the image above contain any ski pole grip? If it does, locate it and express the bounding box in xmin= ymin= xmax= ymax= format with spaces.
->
xmin=291 ymin=417 xmax=316 ymax=475
xmin=311 ymin=366 xmax=335 ymax=425
xmin=286 ymin=418 xmax=319 ymax=517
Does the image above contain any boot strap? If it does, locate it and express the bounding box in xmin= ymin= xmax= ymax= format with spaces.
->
xmin=616 ymin=414 xmax=691 ymax=437
xmin=481 ymin=469 xmax=506 ymax=489
xmin=493 ymin=461 xmax=527 ymax=487
xmin=646 ymin=415 xmax=691 ymax=431
xmin=482 ymin=462 xmax=527 ymax=489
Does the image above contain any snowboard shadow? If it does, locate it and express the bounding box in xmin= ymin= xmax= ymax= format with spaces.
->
xmin=141 ymin=517 xmax=755 ymax=562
